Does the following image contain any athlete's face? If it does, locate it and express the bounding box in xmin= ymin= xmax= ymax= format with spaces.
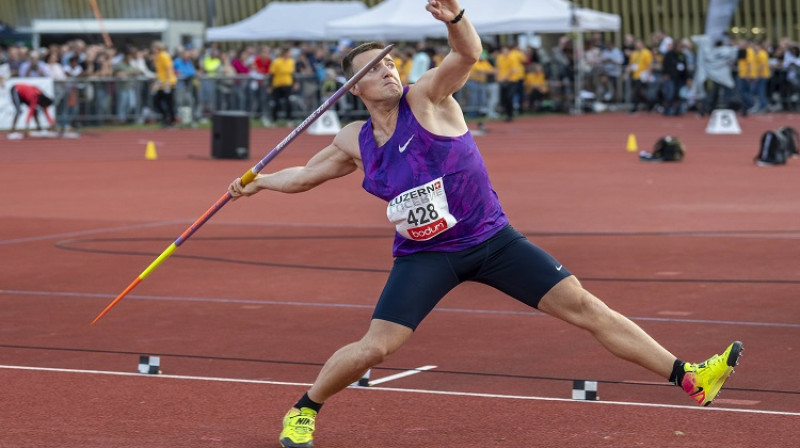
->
xmin=350 ymin=50 xmax=402 ymax=101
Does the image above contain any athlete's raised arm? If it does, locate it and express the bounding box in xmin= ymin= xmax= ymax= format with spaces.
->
xmin=414 ymin=0 xmax=482 ymax=103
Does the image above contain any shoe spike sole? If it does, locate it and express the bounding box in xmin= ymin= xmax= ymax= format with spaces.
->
xmin=727 ymin=341 xmax=743 ymax=367
xmin=703 ymin=341 xmax=743 ymax=407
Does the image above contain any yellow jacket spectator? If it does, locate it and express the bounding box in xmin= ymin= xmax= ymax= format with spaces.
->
xmin=394 ymin=57 xmax=404 ymax=78
xmin=524 ymin=66 xmax=548 ymax=94
xmin=753 ymin=42 xmax=770 ymax=112
xmin=395 ymin=53 xmax=412 ymax=85
xmin=270 ymin=50 xmax=296 ymax=88
xmin=496 ymin=48 xmax=525 ymax=83
xmin=150 ymin=41 xmax=176 ymax=126
xmin=496 ymin=46 xmax=526 ymax=121
xmin=734 ymin=41 xmax=756 ymax=113
xmin=755 ymin=47 xmax=770 ymax=80
xmin=630 ymin=40 xmax=653 ymax=112
xmin=525 ymin=63 xmax=548 ymax=111
xmin=630 ymin=46 xmax=653 ymax=82
xmin=270 ymin=48 xmax=296 ymax=123
xmin=737 ymin=45 xmax=756 ymax=80
xmin=469 ymin=58 xmax=494 ymax=83
xmin=152 ymin=41 xmax=176 ymax=90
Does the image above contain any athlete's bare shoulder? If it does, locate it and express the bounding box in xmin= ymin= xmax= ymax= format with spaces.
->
xmin=405 ymin=76 xmax=467 ymax=136
xmin=332 ymin=120 xmax=366 ymax=161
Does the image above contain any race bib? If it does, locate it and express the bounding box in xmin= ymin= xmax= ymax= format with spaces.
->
xmin=387 ymin=177 xmax=458 ymax=241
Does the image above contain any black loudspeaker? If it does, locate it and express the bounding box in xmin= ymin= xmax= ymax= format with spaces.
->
xmin=211 ymin=112 xmax=250 ymax=159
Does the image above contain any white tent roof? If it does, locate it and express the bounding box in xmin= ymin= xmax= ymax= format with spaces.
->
xmin=206 ymin=1 xmax=367 ymax=41
xmin=326 ymin=0 xmax=620 ymax=40
xmin=473 ymin=0 xmax=620 ymax=34
xmin=325 ymin=0 xmax=458 ymax=40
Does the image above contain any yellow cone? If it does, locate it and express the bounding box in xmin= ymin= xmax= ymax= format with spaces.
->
xmin=145 ymin=141 xmax=158 ymax=160
xmin=626 ymin=134 xmax=638 ymax=152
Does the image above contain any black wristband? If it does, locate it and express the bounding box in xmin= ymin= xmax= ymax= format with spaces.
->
xmin=450 ymin=8 xmax=465 ymax=24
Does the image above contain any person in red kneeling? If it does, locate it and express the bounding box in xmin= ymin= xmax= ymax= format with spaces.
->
xmin=9 ymin=83 xmax=55 ymax=136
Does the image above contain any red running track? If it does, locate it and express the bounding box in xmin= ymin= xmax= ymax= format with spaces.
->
xmin=1 ymin=112 xmax=799 ymax=447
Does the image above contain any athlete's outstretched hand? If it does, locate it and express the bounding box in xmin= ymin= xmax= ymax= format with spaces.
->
xmin=228 ymin=176 xmax=262 ymax=200
xmin=425 ymin=0 xmax=463 ymax=23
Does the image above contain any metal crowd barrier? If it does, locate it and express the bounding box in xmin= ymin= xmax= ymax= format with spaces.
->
xmin=46 ymin=68 xmax=798 ymax=128
xmin=51 ymin=73 xmax=371 ymax=127
xmin=47 ymin=72 xmax=635 ymax=127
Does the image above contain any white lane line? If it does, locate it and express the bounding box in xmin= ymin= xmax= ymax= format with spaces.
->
xmin=1 ymin=364 xmax=798 ymax=417
xmin=0 ymin=364 xmax=313 ymax=387
xmin=368 ymin=365 xmax=437 ymax=386
xmin=367 ymin=385 xmax=800 ymax=417
xmin=0 ymin=221 xmax=184 ymax=245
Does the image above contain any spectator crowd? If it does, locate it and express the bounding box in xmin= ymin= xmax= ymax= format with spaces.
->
xmin=1 ymin=30 xmax=799 ymax=131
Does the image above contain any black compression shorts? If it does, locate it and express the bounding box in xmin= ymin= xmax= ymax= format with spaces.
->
xmin=372 ymin=225 xmax=572 ymax=330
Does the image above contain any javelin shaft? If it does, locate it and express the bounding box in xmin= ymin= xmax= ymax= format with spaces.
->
xmin=242 ymin=43 xmax=395 ymax=181
xmin=91 ymin=44 xmax=394 ymax=325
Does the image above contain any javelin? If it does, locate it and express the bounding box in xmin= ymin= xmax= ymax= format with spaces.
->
xmin=91 ymin=44 xmax=394 ymax=325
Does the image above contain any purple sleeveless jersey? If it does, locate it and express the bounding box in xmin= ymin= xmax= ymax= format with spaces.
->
xmin=359 ymin=86 xmax=509 ymax=257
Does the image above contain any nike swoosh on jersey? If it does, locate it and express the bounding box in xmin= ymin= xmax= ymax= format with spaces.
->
xmin=399 ymin=135 xmax=414 ymax=153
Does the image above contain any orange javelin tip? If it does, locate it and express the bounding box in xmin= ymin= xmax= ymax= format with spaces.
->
xmin=91 ymin=277 xmax=142 ymax=325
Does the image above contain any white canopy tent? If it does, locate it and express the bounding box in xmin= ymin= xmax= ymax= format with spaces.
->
xmin=327 ymin=0 xmax=620 ymax=113
xmin=326 ymin=0 xmax=497 ymax=40
xmin=326 ymin=0 xmax=455 ymax=40
xmin=326 ymin=0 xmax=619 ymax=40
xmin=206 ymin=1 xmax=367 ymax=41
xmin=471 ymin=0 xmax=620 ymax=34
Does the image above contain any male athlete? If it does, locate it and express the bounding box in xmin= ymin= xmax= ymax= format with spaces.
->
xmin=228 ymin=2 xmax=743 ymax=447
xmin=7 ymin=83 xmax=55 ymax=137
